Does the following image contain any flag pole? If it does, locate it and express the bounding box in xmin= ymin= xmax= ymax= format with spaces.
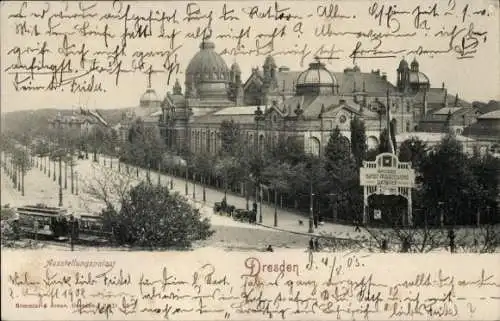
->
xmin=386 ymin=90 xmax=395 ymax=155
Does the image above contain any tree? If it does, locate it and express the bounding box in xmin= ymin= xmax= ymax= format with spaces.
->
xmin=101 ymin=182 xmax=213 ymax=248
xmin=219 ymin=120 xmax=241 ymax=156
xmin=420 ymin=133 xmax=479 ymax=225
xmin=122 ymin=119 xmax=165 ymax=170
xmin=262 ymin=161 xmax=295 ymax=226
xmin=469 ymin=153 xmax=500 ymax=224
xmin=398 ymin=137 xmax=428 ymax=174
xmin=350 ymin=117 xmax=367 ymax=167
xmin=84 ymin=164 xmax=213 ymax=249
xmin=323 ymin=126 xmax=359 ymax=220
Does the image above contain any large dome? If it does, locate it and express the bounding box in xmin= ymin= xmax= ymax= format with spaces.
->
xmin=185 ymin=41 xmax=230 ymax=99
xmin=296 ymin=61 xmax=337 ymax=95
xmin=186 ymin=41 xmax=229 ymax=81
xmin=409 ymin=71 xmax=429 ymax=84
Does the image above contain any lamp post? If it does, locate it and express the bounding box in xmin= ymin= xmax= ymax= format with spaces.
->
xmin=53 ymin=157 xmax=56 ymax=182
xmin=438 ymin=201 xmax=445 ymax=227
xmin=71 ymin=157 xmax=74 ymax=194
xmin=75 ymin=171 xmax=79 ymax=195
xmin=58 ymin=154 xmax=63 ymax=207
xmin=202 ymin=175 xmax=206 ymax=202
xmin=192 ymin=173 xmax=196 ymax=199
xmin=21 ymin=150 xmax=25 ymax=196
xmin=69 ymin=214 xmax=74 ymax=251
xmin=185 ymin=107 xmax=193 ymax=197
xmin=254 ymin=106 xmax=265 ymax=223
xmin=157 ymin=160 xmax=161 ymax=186
xmin=64 ymin=156 xmax=68 ymax=189
xmin=309 ymin=174 xmax=314 ymax=233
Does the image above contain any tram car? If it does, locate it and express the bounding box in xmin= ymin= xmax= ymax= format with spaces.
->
xmin=15 ymin=204 xmax=112 ymax=244
xmin=16 ymin=204 xmax=70 ymax=241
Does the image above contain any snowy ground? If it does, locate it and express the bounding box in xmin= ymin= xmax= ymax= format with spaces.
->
xmin=2 ymin=153 xmax=497 ymax=252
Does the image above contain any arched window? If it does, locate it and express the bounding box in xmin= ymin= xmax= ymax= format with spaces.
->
xmin=367 ymin=136 xmax=379 ymax=150
xmin=309 ymin=137 xmax=320 ymax=157
xmin=259 ymin=134 xmax=265 ymax=152
xmin=406 ymin=121 xmax=411 ymax=132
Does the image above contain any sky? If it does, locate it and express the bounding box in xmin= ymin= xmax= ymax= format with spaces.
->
xmin=1 ymin=0 xmax=499 ymax=113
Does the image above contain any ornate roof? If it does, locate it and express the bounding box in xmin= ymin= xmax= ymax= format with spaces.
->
xmin=186 ymin=40 xmax=229 ymax=80
xmin=296 ymin=61 xmax=337 ymax=87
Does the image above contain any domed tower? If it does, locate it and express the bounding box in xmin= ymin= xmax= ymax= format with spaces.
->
xmin=410 ymin=58 xmax=419 ymax=72
xmin=408 ymin=58 xmax=430 ymax=92
xmin=185 ymin=40 xmax=230 ymax=100
xmin=263 ymin=56 xmax=277 ymax=87
xmin=296 ymin=60 xmax=337 ymax=96
xmin=230 ymin=62 xmax=241 ymax=84
xmin=140 ymin=88 xmax=161 ymax=109
xmin=229 ymin=62 xmax=243 ymax=105
xmin=397 ymin=58 xmax=410 ymax=92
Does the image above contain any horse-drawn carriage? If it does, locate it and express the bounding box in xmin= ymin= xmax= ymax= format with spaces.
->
xmin=213 ymin=199 xmax=257 ymax=223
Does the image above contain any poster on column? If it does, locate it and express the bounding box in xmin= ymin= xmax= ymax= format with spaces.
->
xmin=1 ymin=1 xmax=499 ymax=320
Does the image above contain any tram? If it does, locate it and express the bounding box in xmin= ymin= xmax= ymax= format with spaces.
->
xmin=15 ymin=204 xmax=111 ymax=244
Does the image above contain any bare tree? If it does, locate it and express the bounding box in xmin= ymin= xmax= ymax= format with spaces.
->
xmin=80 ymin=163 xmax=139 ymax=214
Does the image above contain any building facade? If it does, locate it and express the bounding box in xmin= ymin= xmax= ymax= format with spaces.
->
xmin=48 ymin=111 xmax=98 ymax=136
xmin=159 ymin=40 xmax=475 ymax=156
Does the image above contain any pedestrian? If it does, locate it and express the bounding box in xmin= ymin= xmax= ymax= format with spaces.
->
xmin=309 ymin=238 xmax=314 ymax=252
xmin=381 ymin=239 xmax=388 ymax=252
xmin=266 ymin=245 xmax=274 ymax=252
xmin=314 ymin=238 xmax=320 ymax=252
xmin=354 ymin=219 xmax=361 ymax=232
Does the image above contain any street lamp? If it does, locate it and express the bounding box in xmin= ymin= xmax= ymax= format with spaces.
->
xmin=254 ymin=106 xmax=265 ymax=223
xmin=69 ymin=214 xmax=75 ymax=251
xmin=192 ymin=173 xmax=196 ymax=199
xmin=438 ymin=201 xmax=445 ymax=227
xmin=58 ymin=154 xmax=63 ymax=207
xmin=75 ymin=171 xmax=79 ymax=195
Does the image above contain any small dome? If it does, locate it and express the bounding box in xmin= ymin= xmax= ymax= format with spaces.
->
xmin=296 ymin=61 xmax=337 ymax=96
xmin=140 ymin=88 xmax=159 ymax=102
xmin=230 ymin=62 xmax=241 ymax=73
xmin=398 ymin=58 xmax=409 ymax=70
xmin=296 ymin=61 xmax=337 ymax=86
xmin=410 ymin=58 xmax=419 ymax=71
xmin=409 ymin=72 xmax=429 ymax=84
xmin=186 ymin=40 xmax=229 ymax=80
xmin=264 ymin=56 xmax=277 ymax=68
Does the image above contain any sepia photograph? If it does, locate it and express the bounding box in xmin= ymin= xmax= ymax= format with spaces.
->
xmin=1 ymin=0 xmax=499 ymax=320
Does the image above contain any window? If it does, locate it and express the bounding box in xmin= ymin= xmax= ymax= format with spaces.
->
xmin=309 ymin=137 xmax=320 ymax=157
xmin=406 ymin=121 xmax=411 ymax=132
xmin=406 ymin=102 xmax=411 ymax=113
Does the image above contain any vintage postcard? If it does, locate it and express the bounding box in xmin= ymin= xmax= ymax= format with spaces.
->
xmin=1 ymin=0 xmax=499 ymax=320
